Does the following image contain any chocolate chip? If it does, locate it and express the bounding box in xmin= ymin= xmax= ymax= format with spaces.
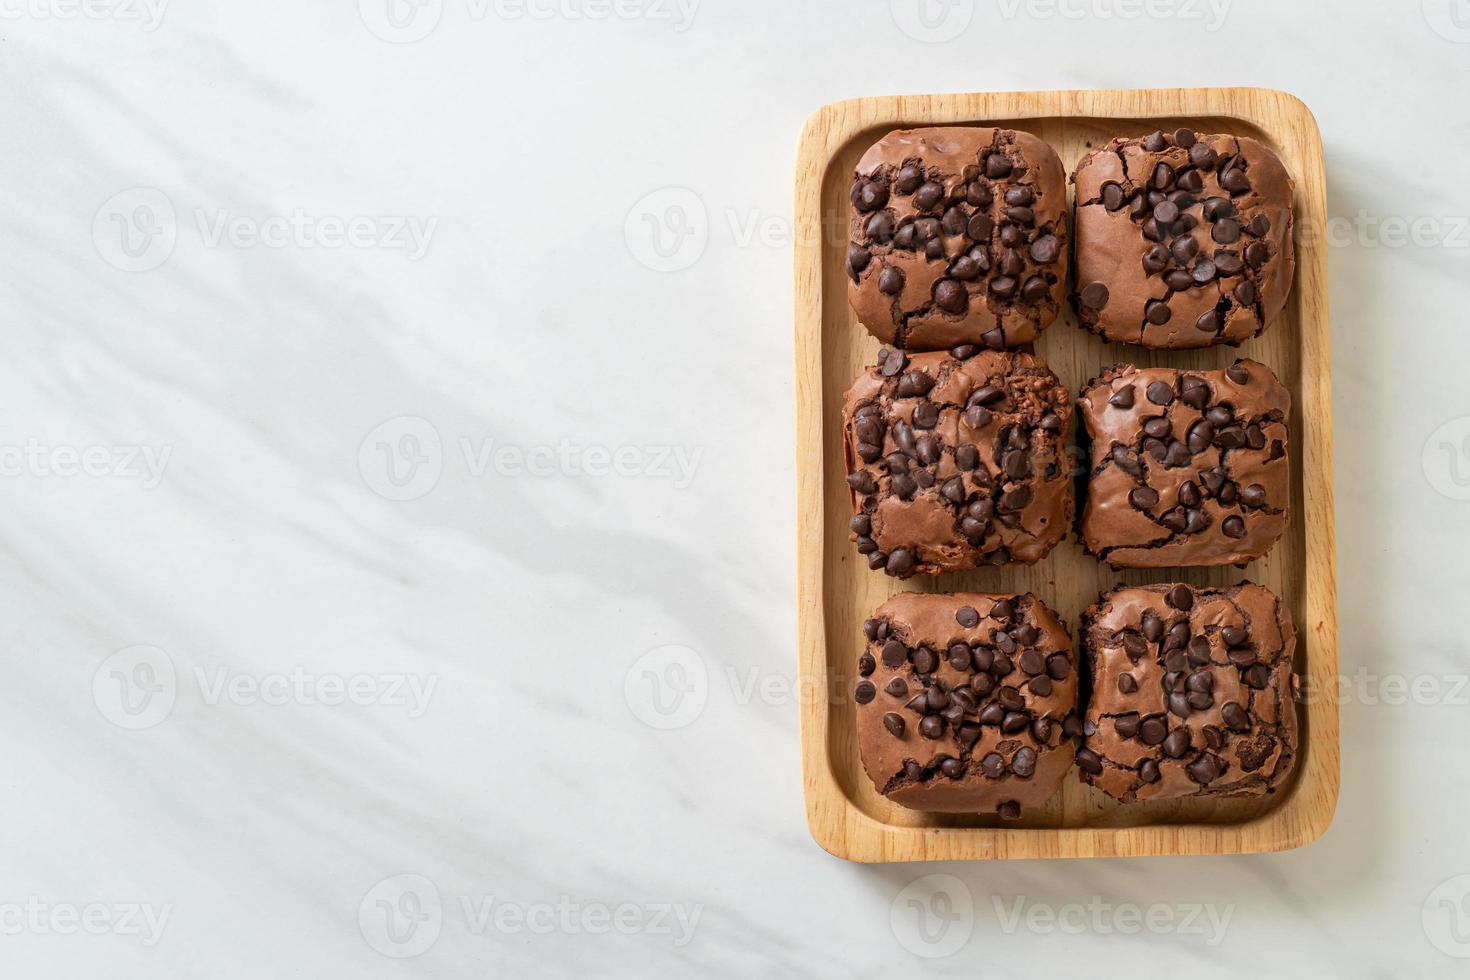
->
xmin=886 ymin=548 xmax=916 ymax=577
xmin=859 ymin=653 xmax=875 ymax=678
xmin=1102 ymin=182 xmax=1125 ymax=211
xmin=913 ymin=181 xmax=944 ymax=212
xmin=1172 ymin=128 xmax=1197 ymax=148
xmin=883 ymin=712 xmax=905 ymax=736
xmin=1079 ymin=282 xmax=1110 ymax=309
xmin=1222 ymin=516 xmax=1246 ymax=538
xmin=1076 ymin=748 xmax=1104 ymax=775
xmin=1187 ymin=753 xmax=1224 ymax=784
xmin=919 ymin=715 xmax=946 ymax=739
xmin=1220 ymin=168 xmax=1251 ymax=195
xmin=934 ymin=279 xmax=968 ymax=313
xmin=1143 ymin=131 xmax=1168 ymax=152
xmin=985 ymin=154 xmax=1013 ymax=179
xmin=1195 ymin=309 xmax=1221 ymax=333
xmin=1212 ymin=218 xmax=1240 ymax=244
xmin=1151 ymin=162 xmax=1174 ymax=190
xmin=1029 ymin=234 xmax=1060 ymax=264
xmin=1234 ymin=281 xmax=1258 ymax=306
xmin=1109 ymin=385 xmax=1135 ymax=409
xmin=1117 ymin=673 xmax=1138 ymax=694
xmin=1162 ymin=727 xmax=1191 ymax=758
xmin=1243 ymin=664 xmax=1270 ymax=689
xmin=884 ymin=677 xmax=909 ymax=699
xmin=1146 ymin=381 xmax=1175 ymax=405
xmin=1129 ymin=487 xmax=1159 ymax=510
xmin=855 ymin=681 xmax=876 ymax=704
xmin=1145 ymin=299 xmax=1172 ymax=325
xmin=852 ymin=178 xmax=889 ymax=212
xmin=895 ymin=164 xmax=923 ymax=194
xmin=1167 ymin=584 xmax=1193 ymax=610
xmin=1011 ymin=746 xmax=1037 ymax=778
xmin=939 ymin=756 xmax=966 ymax=779
xmin=878 ymin=266 xmax=904 ymax=294
xmin=1221 ymin=702 xmax=1251 ymax=730
xmin=912 ymin=645 xmax=939 ymax=674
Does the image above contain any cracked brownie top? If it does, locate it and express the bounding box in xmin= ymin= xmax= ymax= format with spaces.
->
xmin=854 ymin=591 xmax=1080 ymax=817
xmin=1076 ymin=582 xmax=1298 ymax=803
xmin=843 ymin=346 xmax=1073 ymax=577
xmin=847 ymin=127 xmax=1068 ymax=351
xmin=1072 ymin=129 xmax=1295 ymax=349
xmin=1078 ymin=359 xmax=1289 ymax=569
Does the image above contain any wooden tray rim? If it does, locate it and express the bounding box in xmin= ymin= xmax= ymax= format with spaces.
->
xmin=793 ymin=86 xmax=1339 ymax=862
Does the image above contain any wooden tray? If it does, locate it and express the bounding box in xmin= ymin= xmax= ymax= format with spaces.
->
xmin=793 ymin=88 xmax=1337 ymax=861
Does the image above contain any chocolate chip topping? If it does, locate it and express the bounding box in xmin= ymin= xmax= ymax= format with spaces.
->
xmin=848 ymin=127 xmax=1070 ymax=351
xmin=855 ymin=592 xmax=1080 ymax=816
xmin=1078 ymin=360 xmax=1290 ymax=568
xmin=1071 ymin=130 xmax=1295 ymax=349
xmin=1077 ymin=583 xmax=1298 ymax=803
xmin=842 ymin=349 xmax=1073 ymax=577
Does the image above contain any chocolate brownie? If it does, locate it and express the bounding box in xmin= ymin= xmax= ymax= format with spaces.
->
xmin=855 ymin=592 xmax=1081 ymax=817
xmin=1075 ymin=582 xmax=1297 ymax=802
xmin=843 ymin=347 xmax=1072 ymax=578
xmin=847 ymin=127 xmax=1068 ymax=351
xmin=1078 ymin=359 xmax=1289 ymax=568
xmin=1072 ymin=129 xmax=1295 ymax=348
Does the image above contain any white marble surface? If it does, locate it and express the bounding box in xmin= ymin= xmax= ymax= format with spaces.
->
xmin=3 ymin=1 xmax=1470 ymax=976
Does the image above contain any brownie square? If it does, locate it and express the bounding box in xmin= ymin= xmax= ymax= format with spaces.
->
xmin=1076 ymin=582 xmax=1298 ymax=802
xmin=846 ymin=127 xmax=1068 ymax=351
xmin=1078 ymin=358 xmax=1289 ymax=568
xmin=1072 ymin=129 xmax=1295 ymax=349
xmin=854 ymin=592 xmax=1080 ymax=817
xmin=843 ymin=347 xmax=1072 ymax=578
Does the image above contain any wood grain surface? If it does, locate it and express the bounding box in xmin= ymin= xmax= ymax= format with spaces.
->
xmin=793 ymin=88 xmax=1338 ymax=862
